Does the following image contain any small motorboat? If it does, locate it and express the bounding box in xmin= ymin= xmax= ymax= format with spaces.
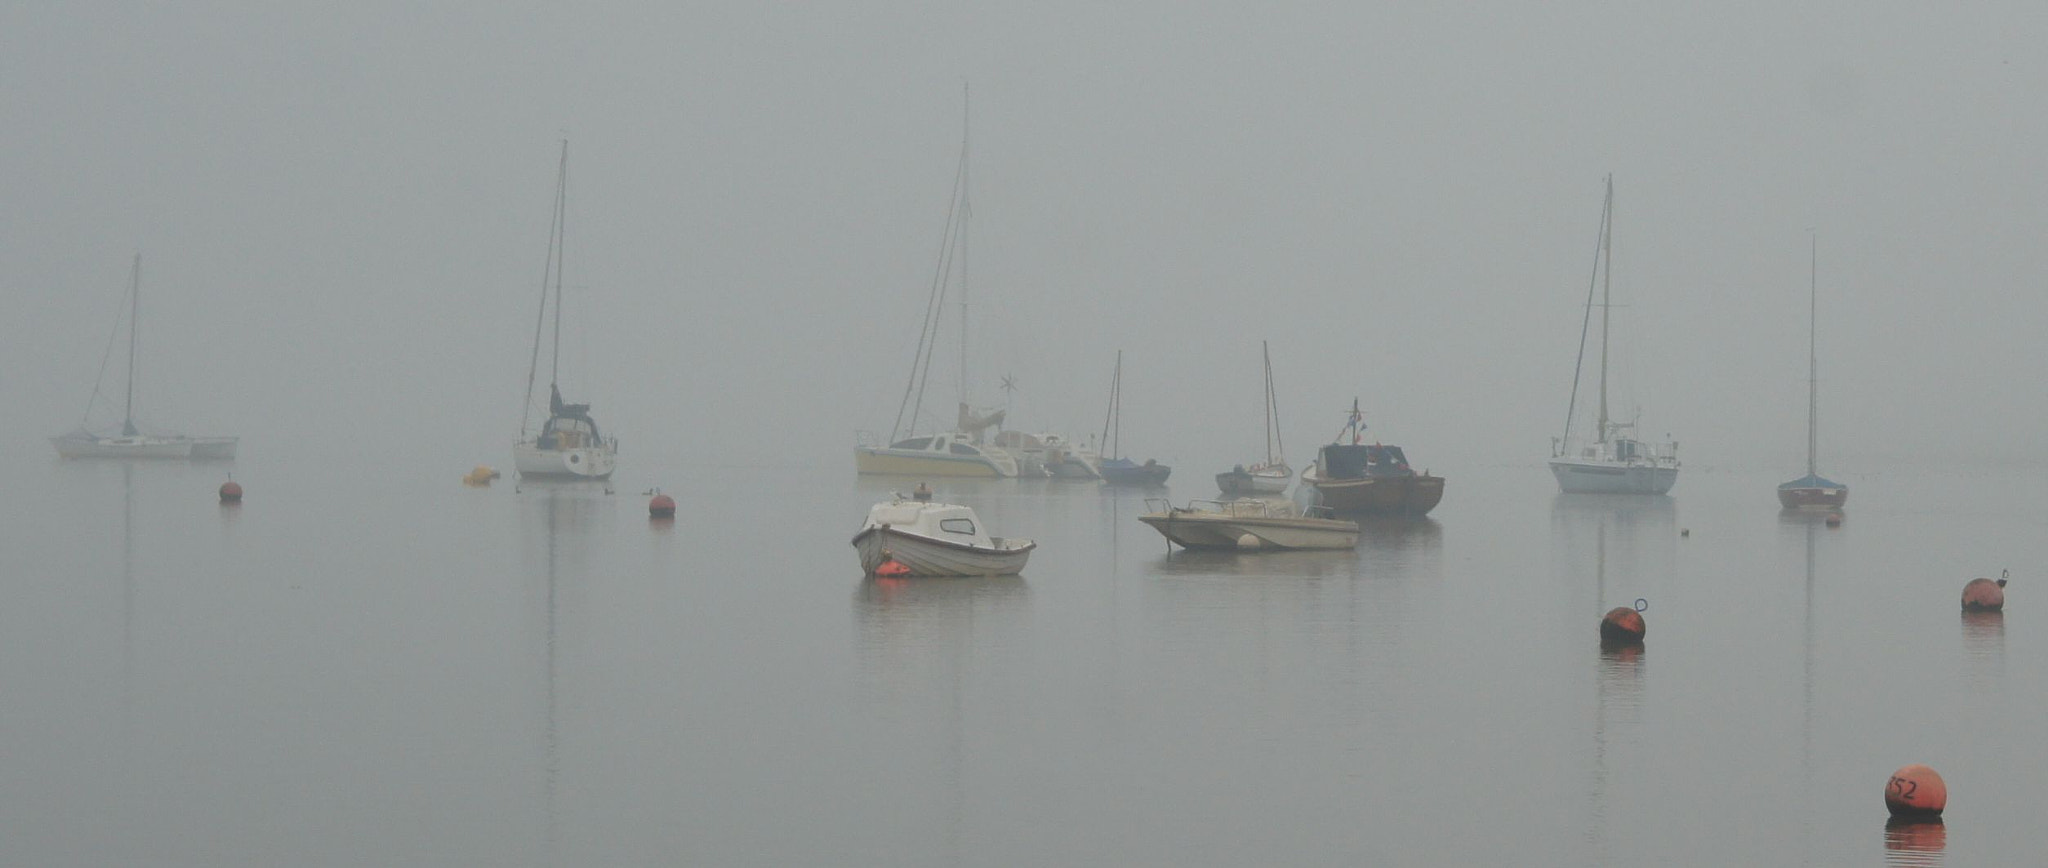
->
xmin=852 ymin=492 xmax=1035 ymax=576
xmin=1299 ymin=399 xmax=1444 ymax=516
xmin=1138 ymin=497 xmax=1358 ymax=550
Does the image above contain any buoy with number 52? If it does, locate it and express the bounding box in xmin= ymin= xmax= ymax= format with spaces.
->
xmin=1886 ymin=764 xmax=1947 ymax=819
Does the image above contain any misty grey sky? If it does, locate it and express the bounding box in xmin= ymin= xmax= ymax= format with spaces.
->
xmin=5 ymin=2 xmax=2043 ymax=477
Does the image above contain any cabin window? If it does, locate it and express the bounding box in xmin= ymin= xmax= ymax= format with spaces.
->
xmin=949 ymin=443 xmax=981 ymax=456
xmin=892 ymin=437 xmax=933 ymax=450
xmin=940 ymin=518 xmax=977 ymax=535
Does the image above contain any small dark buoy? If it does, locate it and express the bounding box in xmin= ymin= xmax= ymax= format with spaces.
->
xmin=1600 ymin=603 xmax=1646 ymax=645
xmin=218 ymin=479 xmax=243 ymax=503
xmin=913 ymin=482 xmax=933 ymax=502
xmin=648 ymin=491 xmax=676 ymax=519
xmin=1886 ymin=764 xmax=1947 ymax=819
xmin=1961 ymin=572 xmax=2007 ymax=611
xmin=1825 ymin=513 xmax=1842 ymax=527
xmin=1680 ymin=528 xmax=1690 ymax=538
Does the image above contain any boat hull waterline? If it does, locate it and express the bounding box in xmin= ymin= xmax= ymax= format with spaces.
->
xmin=852 ymin=526 xmax=1034 ymax=577
xmin=1777 ymin=486 xmax=1848 ymax=510
xmin=514 ymin=442 xmax=616 ymax=480
xmin=1549 ymin=460 xmax=1677 ymax=495
xmin=50 ymin=435 xmax=192 ymax=459
xmin=1139 ymin=512 xmax=1358 ymax=550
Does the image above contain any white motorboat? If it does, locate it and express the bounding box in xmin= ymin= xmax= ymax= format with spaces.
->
xmin=513 ymin=142 xmax=618 ymax=481
xmin=851 ymin=493 xmax=1035 ymax=576
xmin=51 ymin=254 xmax=237 ymax=461
xmin=1138 ymin=497 xmax=1358 ymax=550
xmin=1549 ymin=176 xmax=1679 ymax=495
xmin=1216 ymin=341 xmax=1293 ymax=496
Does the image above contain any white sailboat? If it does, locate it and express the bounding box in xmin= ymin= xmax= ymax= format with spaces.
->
xmin=1216 ymin=341 xmax=1292 ymax=496
xmin=51 ymin=254 xmax=237 ymax=460
xmin=855 ymin=86 xmax=1018 ymax=479
xmin=513 ymin=141 xmax=618 ymax=480
xmin=1550 ymin=176 xmax=1679 ymax=495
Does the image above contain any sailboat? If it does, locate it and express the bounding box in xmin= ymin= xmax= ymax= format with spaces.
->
xmin=1096 ymin=350 xmax=1171 ymax=486
xmin=1778 ymin=236 xmax=1847 ymax=509
xmin=51 ymin=254 xmax=238 ymax=459
xmin=1216 ymin=341 xmax=1292 ymax=496
xmin=854 ymin=88 xmax=1018 ymax=479
xmin=1549 ymin=176 xmax=1680 ymax=495
xmin=513 ymin=142 xmax=618 ymax=480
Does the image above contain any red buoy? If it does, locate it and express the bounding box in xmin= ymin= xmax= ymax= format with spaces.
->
xmin=649 ymin=493 xmax=676 ymax=518
xmin=1825 ymin=513 xmax=1842 ymax=528
xmin=1600 ymin=605 xmax=1645 ymax=645
xmin=218 ymin=480 xmax=243 ymax=503
xmin=874 ymin=559 xmax=912 ymax=578
xmin=1962 ymin=575 xmax=2006 ymax=611
xmin=1886 ymin=764 xmax=1947 ymax=819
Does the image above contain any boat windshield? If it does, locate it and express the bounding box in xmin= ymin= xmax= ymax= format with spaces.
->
xmin=540 ymin=415 xmax=602 ymax=448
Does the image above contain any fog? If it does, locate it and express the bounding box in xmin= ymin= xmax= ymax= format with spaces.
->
xmin=6 ymin=2 xmax=2043 ymax=479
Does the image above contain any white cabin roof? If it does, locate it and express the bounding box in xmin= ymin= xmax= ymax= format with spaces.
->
xmin=862 ymin=498 xmax=996 ymax=547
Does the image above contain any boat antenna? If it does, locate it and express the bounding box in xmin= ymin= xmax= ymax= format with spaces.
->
xmin=1561 ymin=177 xmax=1609 ymax=452
xmin=122 ymin=253 xmax=140 ymax=436
xmin=1596 ymin=176 xmax=1614 ymax=445
xmin=522 ymin=140 xmax=569 ymax=438
xmin=1807 ymin=230 xmax=1819 ymax=477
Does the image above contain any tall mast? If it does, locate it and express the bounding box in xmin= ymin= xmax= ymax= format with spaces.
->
xmin=123 ymin=253 xmax=140 ymax=436
xmin=1263 ymin=340 xmax=1284 ymax=463
xmin=552 ymin=141 xmax=568 ymax=388
xmin=521 ymin=140 xmax=569 ymax=438
xmin=956 ymin=84 xmax=971 ymax=417
xmin=1595 ymin=176 xmax=1613 ymax=444
xmin=1100 ymin=351 xmax=1122 ymax=460
xmin=1807 ymin=233 xmax=1819 ymax=476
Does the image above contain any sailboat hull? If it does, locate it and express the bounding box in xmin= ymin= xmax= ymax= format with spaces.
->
xmin=50 ymin=435 xmax=192 ymax=459
xmin=514 ymin=442 xmax=616 ymax=479
xmin=1777 ymin=486 xmax=1848 ymax=510
xmin=1550 ymin=460 xmax=1678 ymax=495
xmin=854 ymin=447 xmax=1012 ymax=478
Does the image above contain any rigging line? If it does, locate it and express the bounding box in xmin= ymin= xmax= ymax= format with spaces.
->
xmin=521 ymin=141 xmax=568 ymax=438
xmin=891 ymin=141 xmax=969 ymax=442
xmin=80 ymin=260 xmax=132 ymax=427
xmin=1561 ymin=176 xmax=1609 ymax=449
xmin=1265 ymin=340 xmax=1284 ymax=460
xmin=908 ymin=156 xmax=968 ymax=438
xmin=123 ymin=254 xmax=139 ymax=434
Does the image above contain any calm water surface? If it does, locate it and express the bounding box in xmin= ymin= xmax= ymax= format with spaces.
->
xmin=4 ymin=453 xmax=2045 ymax=865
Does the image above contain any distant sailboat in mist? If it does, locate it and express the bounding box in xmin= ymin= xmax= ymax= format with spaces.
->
xmin=51 ymin=254 xmax=238 ymax=460
xmin=513 ymin=141 xmax=618 ymax=480
xmin=1777 ymin=236 xmax=1847 ymax=510
xmin=1549 ymin=176 xmax=1679 ymax=495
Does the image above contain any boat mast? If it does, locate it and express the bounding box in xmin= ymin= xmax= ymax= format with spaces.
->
xmin=123 ymin=253 xmax=139 ymax=436
xmin=1596 ymin=176 xmax=1613 ymax=445
xmin=1807 ymin=232 xmax=1818 ymax=476
xmin=1100 ymin=350 xmax=1122 ymax=460
xmin=1263 ymin=340 xmax=1282 ymax=464
xmin=956 ymin=84 xmax=971 ymax=425
xmin=552 ymin=141 xmax=567 ymax=392
xmin=522 ymin=140 xmax=569 ymax=438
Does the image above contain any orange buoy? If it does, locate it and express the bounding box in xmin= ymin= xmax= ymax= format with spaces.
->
xmin=1600 ymin=603 xmax=1646 ymax=645
xmin=218 ymin=480 xmax=243 ymax=503
xmin=1886 ymin=764 xmax=1947 ymax=819
xmin=1825 ymin=513 xmax=1842 ymax=527
xmin=649 ymin=492 xmax=676 ymax=518
xmin=1962 ymin=574 xmax=2007 ymax=611
xmin=874 ymin=559 xmax=911 ymax=578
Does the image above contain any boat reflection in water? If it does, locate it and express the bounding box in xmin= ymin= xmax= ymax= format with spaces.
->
xmin=520 ymin=484 xmax=607 ymax=866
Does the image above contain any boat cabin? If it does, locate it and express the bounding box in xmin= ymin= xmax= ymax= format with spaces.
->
xmin=538 ymin=414 xmax=603 ymax=451
xmin=862 ymin=499 xmax=997 ymax=549
xmin=887 ymin=431 xmax=996 ymax=459
xmin=1318 ymin=443 xmax=1415 ymax=479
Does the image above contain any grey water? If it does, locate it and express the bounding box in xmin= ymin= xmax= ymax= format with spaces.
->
xmin=5 ymin=454 xmax=2045 ymax=866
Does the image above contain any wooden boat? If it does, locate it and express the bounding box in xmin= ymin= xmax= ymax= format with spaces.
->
xmin=1095 ymin=350 xmax=1170 ymax=486
xmin=1549 ymin=176 xmax=1680 ymax=495
xmin=513 ymin=142 xmax=618 ymax=480
xmin=851 ymin=494 xmax=1035 ymax=576
xmin=1216 ymin=341 xmax=1292 ymax=496
xmin=1299 ymin=399 xmax=1444 ymax=516
xmin=1139 ymin=497 xmax=1357 ymax=550
xmin=1778 ymin=236 xmax=1848 ymax=510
